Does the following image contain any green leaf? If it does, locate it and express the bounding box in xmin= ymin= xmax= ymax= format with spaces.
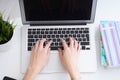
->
xmin=0 ymin=12 xmax=15 ymax=44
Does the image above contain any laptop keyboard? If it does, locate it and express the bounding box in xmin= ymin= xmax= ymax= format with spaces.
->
xmin=27 ymin=28 xmax=90 ymax=51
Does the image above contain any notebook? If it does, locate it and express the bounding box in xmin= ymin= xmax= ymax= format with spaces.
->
xmin=99 ymin=21 xmax=120 ymax=67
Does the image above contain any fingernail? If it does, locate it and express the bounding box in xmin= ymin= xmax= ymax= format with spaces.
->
xmin=58 ymin=48 xmax=61 ymax=50
xmin=49 ymin=40 xmax=52 ymax=42
xmin=60 ymin=38 xmax=63 ymax=41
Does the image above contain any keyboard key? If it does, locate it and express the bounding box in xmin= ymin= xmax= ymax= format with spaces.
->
xmin=79 ymin=31 xmax=82 ymax=33
xmin=52 ymin=35 xmax=55 ymax=38
xmin=83 ymin=38 xmax=86 ymax=41
xmin=39 ymin=35 xmax=42 ymax=38
xmin=66 ymin=31 xmax=69 ymax=34
xmin=47 ymin=35 xmax=50 ymax=38
xmin=54 ymin=31 xmax=57 ymax=34
xmin=87 ymin=37 xmax=89 ymax=41
xmin=64 ymin=35 xmax=67 ymax=38
xmin=86 ymin=47 xmax=90 ymax=50
xmin=59 ymin=42 xmax=62 ymax=46
xmin=84 ymin=31 xmax=89 ymax=33
xmin=28 ymin=43 xmax=32 ymax=46
xmin=72 ymin=28 xmax=75 ymax=30
xmin=68 ymin=28 xmax=71 ymax=30
xmin=43 ymin=35 xmax=46 ymax=38
xmin=75 ymin=31 xmax=78 ymax=34
xmin=60 ymin=35 xmax=63 ymax=38
xmin=28 ymin=35 xmax=33 ymax=38
xmin=71 ymin=31 xmax=74 ymax=34
xmin=86 ymin=34 xmax=89 ymax=37
xmin=45 ymin=31 xmax=48 ymax=34
xmin=81 ymin=28 xmax=84 ymax=30
xmin=62 ymin=31 xmax=65 ymax=34
xmin=82 ymin=46 xmax=85 ymax=50
xmin=37 ymin=31 xmax=40 ymax=34
xmin=28 ymin=39 xmax=34 ymax=42
xmin=73 ymin=34 xmax=76 ymax=37
xmin=56 ymin=35 xmax=59 ymax=38
xmin=58 ymin=31 xmax=61 ymax=34
xmin=46 ymin=28 xmax=49 ymax=30
xmin=85 ymin=28 xmax=89 ymax=30
xmin=41 ymin=29 xmax=45 ymax=30
xmin=57 ymin=38 xmax=60 ymax=42
xmin=81 ymin=42 xmax=90 ymax=45
xmin=63 ymin=28 xmax=67 ymax=30
xmin=55 ymin=43 xmax=58 ymax=46
xmin=77 ymin=34 xmax=80 ymax=37
xmin=32 ymin=31 xmax=36 ymax=34
xmin=78 ymin=38 xmax=82 ymax=41
xmin=34 ymin=35 xmax=38 ymax=38
xmin=53 ymin=39 xmax=56 ymax=42
xmin=51 ymin=46 xmax=63 ymax=50
xmin=55 ymin=28 xmax=58 ymax=30
xmin=81 ymin=34 xmax=85 ymax=37
xmin=49 ymin=31 xmax=53 ymax=34
xmin=28 ymin=47 xmax=31 ymax=51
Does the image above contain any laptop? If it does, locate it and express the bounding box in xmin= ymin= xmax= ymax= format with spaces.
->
xmin=19 ymin=0 xmax=97 ymax=73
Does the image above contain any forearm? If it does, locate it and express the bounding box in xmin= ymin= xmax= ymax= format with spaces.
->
xmin=23 ymin=67 xmax=37 ymax=80
xmin=70 ymin=72 xmax=81 ymax=80
xmin=69 ymin=67 xmax=81 ymax=80
xmin=71 ymin=77 xmax=81 ymax=80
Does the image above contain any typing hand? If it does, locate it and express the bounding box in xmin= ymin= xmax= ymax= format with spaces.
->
xmin=58 ymin=37 xmax=81 ymax=80
xmin=23 ymin=39 xmax=52 ymax=80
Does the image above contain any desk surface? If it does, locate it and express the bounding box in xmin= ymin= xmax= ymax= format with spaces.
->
xmin=0 ymin=0 xmax=120 ymax=80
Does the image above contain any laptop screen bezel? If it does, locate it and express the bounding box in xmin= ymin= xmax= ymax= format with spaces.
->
xmin=19 ymin=0 xmax=97 ymax=25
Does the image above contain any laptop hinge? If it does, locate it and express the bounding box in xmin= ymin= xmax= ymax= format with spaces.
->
xmin=30 ymin=23 xmax=87 ymax=26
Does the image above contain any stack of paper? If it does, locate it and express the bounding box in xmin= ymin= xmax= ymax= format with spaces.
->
xmin=99 ymin=21 xmax=120 ymax=67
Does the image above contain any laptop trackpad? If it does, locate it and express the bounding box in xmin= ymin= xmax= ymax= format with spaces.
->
xmin=41 ymin=51 xmax=66 ymax=73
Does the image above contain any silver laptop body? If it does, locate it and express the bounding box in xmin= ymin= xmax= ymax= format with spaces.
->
xmin=19 ymin=0 xmax=97 ymax=73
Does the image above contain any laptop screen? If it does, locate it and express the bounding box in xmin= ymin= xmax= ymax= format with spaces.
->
xmin=19 ymin=0 xmax=97 ymax=24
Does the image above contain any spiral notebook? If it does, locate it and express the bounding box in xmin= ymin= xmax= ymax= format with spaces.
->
xmin=99 ymin=21 xmax=120 ymax=67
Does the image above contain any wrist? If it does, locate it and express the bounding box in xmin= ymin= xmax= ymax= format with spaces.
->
xmin=27 ymin=66 xmax=38 ymax=74
xmin=23 ymin=67 xmax=38 ymax=80
xmin=69 ymin=67 xmax=80 ymax=80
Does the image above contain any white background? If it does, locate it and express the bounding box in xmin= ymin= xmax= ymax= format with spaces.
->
xmin=0 ymin=0 xmax=120 ymax=80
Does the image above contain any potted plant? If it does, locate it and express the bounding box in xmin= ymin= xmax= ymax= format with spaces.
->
xmin=0 ymin=13 xmax=15 ymax=51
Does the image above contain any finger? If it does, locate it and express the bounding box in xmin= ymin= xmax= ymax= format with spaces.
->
xmin=34 ymin=40 xmax=40 ymax=48
xmin=58 ymin=48 xmax=63 ymax=59
xmin=77 ymin=42 xmax=81 ymax=53
xmin=74 ymin=40 xmax=78 ymax=49
xmin=45 ymin=40 xmax=52 ymax=49
xmin=61 ymin=39 xmax=68 ymax=49
xmin=39 ymin=38 xmax=46 ymax=48
xmin=47 ymin=48 xmax=51 ymax=55
xmin=31 ymin=46 xmax=35 ymax=56
xmin=31 ymin=46 xmax=35 ymax=52
xmin=69 ymin=37 xmax=74 ymax=47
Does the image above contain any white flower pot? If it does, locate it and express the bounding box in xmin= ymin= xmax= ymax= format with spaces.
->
xmin=0 ymin=32 xmax=14 ymax=52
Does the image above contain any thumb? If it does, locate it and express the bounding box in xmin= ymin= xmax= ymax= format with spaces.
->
xmin=58 ymin=48 xmax=63 ymax=59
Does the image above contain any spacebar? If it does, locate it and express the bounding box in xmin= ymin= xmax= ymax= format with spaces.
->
xmin=51 ymin=47 xmax=63 ymax=50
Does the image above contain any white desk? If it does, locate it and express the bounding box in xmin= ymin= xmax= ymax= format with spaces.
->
xmin=0 ymin=0 xmax=120 ymax=80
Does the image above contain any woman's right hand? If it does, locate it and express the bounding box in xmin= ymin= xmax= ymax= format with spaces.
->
xmin=58 ymin=37 xmax=81 ymax=80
